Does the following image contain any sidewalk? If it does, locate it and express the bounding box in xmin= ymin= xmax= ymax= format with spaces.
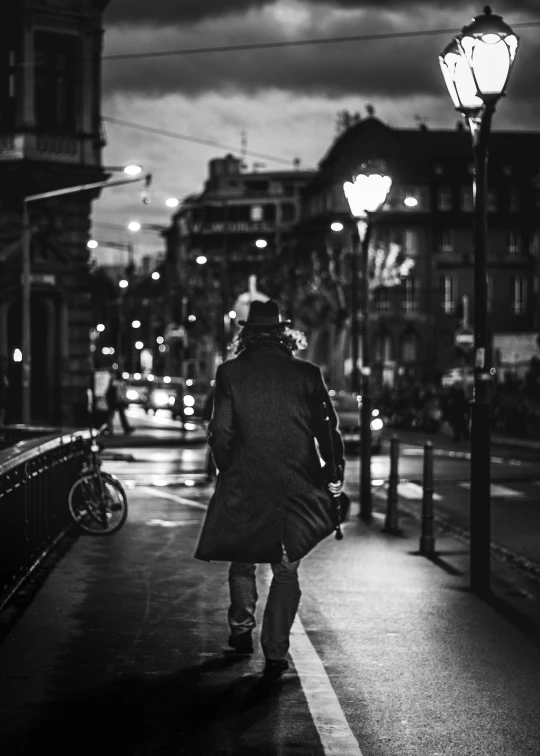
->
xmin=1 ymin=481 xmax=540 ymax=754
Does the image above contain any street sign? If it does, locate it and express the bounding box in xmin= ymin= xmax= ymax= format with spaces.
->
xmin=455 ymin=327 xmax=474 ymax=350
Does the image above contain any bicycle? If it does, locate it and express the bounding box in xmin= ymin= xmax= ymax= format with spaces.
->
xmin=68 ymin=423 xmax=128 ymax=535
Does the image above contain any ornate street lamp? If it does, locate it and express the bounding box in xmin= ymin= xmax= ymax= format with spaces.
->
xmin=439 ymin=6 xmax=519 ymax=596
xmin=343 ymin=161 xmax=392 ymax=521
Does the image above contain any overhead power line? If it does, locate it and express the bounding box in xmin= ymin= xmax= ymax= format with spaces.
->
xmin=102 ymin=116 xmax=312 ymax=167
xmin=102 ymin=19 xmax=540 ymax=61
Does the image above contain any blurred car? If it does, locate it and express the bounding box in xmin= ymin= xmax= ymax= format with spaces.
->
xmin=171 ymin=379 xmax=211 ymax=425
xmin=441 ymin=366 xmax=474 ymax=389
xmin=146 ymin=377 xmax=185 ymax=415
xmin=124 ymin=376 xmax=150 ymax=407
xmin=329 ymin=390 xmax=384 ymax=453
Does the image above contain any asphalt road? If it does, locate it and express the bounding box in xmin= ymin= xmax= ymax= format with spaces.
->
xmin=104 ymin=407 xmax=540 ymax=571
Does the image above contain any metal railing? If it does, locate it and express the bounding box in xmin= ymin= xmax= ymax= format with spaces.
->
xmin=0 ymin=427 xmax=92 ymax=610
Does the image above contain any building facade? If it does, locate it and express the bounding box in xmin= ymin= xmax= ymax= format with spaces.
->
xmin=165 ymin=154 xmax=315 ymax=379
xmin=0 ymin=0 xmax=110 ymax=425
xmin=295 ymin=115 xmax=540 ymax=391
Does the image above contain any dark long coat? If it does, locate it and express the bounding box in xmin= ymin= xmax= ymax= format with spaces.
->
xmin=194 ymin=341 xmax=344 ymax=564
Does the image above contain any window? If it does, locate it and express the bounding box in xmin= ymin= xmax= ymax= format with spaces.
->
xmin=0 ymin=48 xmax=17 ymax=127
xmin=460 ymin=186 xmax=473 ymax=212
xmin=506 ymin=230 xmax=520 ymax=256
xmin=438 ymin=229 xmax=453 ymax=254
xmin=280 ymin=203 xmax=296 ymax=222
xmin=403 ymin=229 xmax=420 ymax=258
xmin=512 ymin=276 xmax=527 ymax=315
xmin=508 ymin=189 xmax=519 ymax=212
xmin=250 ymin=205 xmax=263 ymax=221
xmin=34 ymin=32 xmax=78 ymax=130
xmin=373 ymin=288 xmax=390 ymax=314
xmin=441 ymin=275 xmax=457 ymax=314
xmin=487 ymin=275 xmax=493 ymax=313
xmin=401 ymin=331 xmax=419 ymax=362
xmin=437 ymin=187 xmax=452 ymax=211
xmin=487 ymin=190 xmax=497 ymax=212
xmin=403 ymin=278 xmax=417 ymax=314
xmin=374 ymin=332 xmax=393 ymax=362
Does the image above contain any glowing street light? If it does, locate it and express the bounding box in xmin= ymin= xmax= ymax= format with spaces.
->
xmin=331 ymin=222 xmax=344 ymax=232
xmin=96 ymin=324 xmax=105 ymax=332
xmin=152 ymin=271 xmax=160 ymax=280
xmin=196 ymin=256 xmax=207 ymax=265
xmin=123 ymin=164 xmax=143 ymax=176
xmin=119 ymin=279 xmax=129 ymax=289
xmin=255 ymin=239 xmax=267 ymax=249
xmin=87 ymin=239 xmax=98 ymax=249
xmin=128 ymin=221 xmax=141 ymax=232
xmin=166 ymin=197 xmax=179 ymax=207
xmin=439 ymin=5 xmax=519 ymax=597
xmin=229 ymin=310 xmax=237 ymax=319
xmin=404 ymin=197 xmax=418 ymax=207
xmin=135 ymin=341 xmax=144 ymax=350
xmin=132 ymin=320 xmax=141 ymax=329
xmin=343 ymin=160 xmax=392 ymax=522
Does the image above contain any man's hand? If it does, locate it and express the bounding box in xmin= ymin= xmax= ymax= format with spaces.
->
xmin=327 ymin=480 xmax=343 ymax=496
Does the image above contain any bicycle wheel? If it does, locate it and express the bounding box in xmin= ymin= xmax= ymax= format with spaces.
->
xmin=68 ymin=471 xmax=128 ymax=535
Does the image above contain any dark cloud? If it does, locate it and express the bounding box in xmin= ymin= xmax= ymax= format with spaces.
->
xmin=102 ymin=5 xmax=540 ymax=103
xmin=104 ymin=0 xmax=539 ymax=28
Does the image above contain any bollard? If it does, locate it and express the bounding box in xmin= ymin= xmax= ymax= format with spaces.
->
xmin=384 ymin=435 xmax=401 ymax=534
xmin=420 ymin=441 xmax=435 ymax=556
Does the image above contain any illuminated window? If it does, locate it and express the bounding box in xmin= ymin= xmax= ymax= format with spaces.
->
xmin=506 ymin=230 xmax=521 ymax=257
xmin=403 ymin=278 xmax=417 ymax=314
xmin=437 ymin=187 xmax=452 ymax=211
xmin=460 ymin=186 xmax=473 ymax=212
xmin=441 ymin=275 xmax=457 ymax=314
xmin=438 ymin=229 xmax=453 ymax=254
xmin=512 ymin=276 xmax=527 ymax=315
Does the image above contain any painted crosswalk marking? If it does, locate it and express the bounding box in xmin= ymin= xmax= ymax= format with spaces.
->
xmin=373 ymin=481 xmax=442 ymax=501
xmin=459 ymin=482 xmax=524 ymax=497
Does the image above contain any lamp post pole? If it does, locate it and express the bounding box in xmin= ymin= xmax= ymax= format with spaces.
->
xmin=350 ymin=230 xmax=360 ymax=395
xmin=469 ymin=103 xmax=495 ymax=594
xmin=358 ymin=217 xmax=373 ymax=520
xmin=439 ymin=6 xmax=518 ymax=597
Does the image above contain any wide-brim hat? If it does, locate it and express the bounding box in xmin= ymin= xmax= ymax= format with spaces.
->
xmin=238 ymin=299 xmax=292 ymax=329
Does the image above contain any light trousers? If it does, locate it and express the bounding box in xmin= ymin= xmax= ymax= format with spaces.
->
xmin=228 ymin=548 xmax=301 ymax=661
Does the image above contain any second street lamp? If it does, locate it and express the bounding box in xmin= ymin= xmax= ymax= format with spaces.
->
xmin=343 ymin=163 xmax=392 ymax=521
xmin=439 ymin=6 xmax=519 ymax=596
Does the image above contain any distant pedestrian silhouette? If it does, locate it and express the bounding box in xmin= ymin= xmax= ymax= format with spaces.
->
xmin=105 ymin=371 xmax=134 ymax=436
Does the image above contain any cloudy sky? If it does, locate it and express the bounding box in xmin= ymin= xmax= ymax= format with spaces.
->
xmin=92 ymin=0 xmax=540 ymax=263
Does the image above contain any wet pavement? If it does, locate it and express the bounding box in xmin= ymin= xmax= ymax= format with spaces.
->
xmin=2 ymin=418 xmax=540 ymax=754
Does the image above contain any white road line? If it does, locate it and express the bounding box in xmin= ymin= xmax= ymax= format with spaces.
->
xmin=459 ymin=482 xmax=525 ymax=497
xmin=290 ymin=615 xmax=364 ymax=756
xmin=140 ymin=486 xmax=208 ymax=510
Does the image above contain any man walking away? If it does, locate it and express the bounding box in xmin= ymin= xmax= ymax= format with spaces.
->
xmin=194 ymin=300 xmax=344 ymax=684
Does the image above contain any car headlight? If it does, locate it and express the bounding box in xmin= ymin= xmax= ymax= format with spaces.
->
xmin=183 ymin=395 xmax=195 ymax=406
xmin=126 ymin=389 xmax=139 ymax=401
xmin=371 ymin=418 xmax=383 ymax=431
xmin=153 ymin=390 xmax=169 ymax=407
xmin=184 ymin=406 xmax=194 ymax=416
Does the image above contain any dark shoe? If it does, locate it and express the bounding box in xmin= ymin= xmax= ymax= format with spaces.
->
xmin=228 ymin=632 xmax=253 ymax=655
xmin=262 ymin=658 xmax=289 ymax=682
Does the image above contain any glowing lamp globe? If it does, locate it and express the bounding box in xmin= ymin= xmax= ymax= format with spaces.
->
xmin=458 ymin=6 xmax=518 ymax=101
xmin=343 ymin=168 xmax=392 ymax=218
